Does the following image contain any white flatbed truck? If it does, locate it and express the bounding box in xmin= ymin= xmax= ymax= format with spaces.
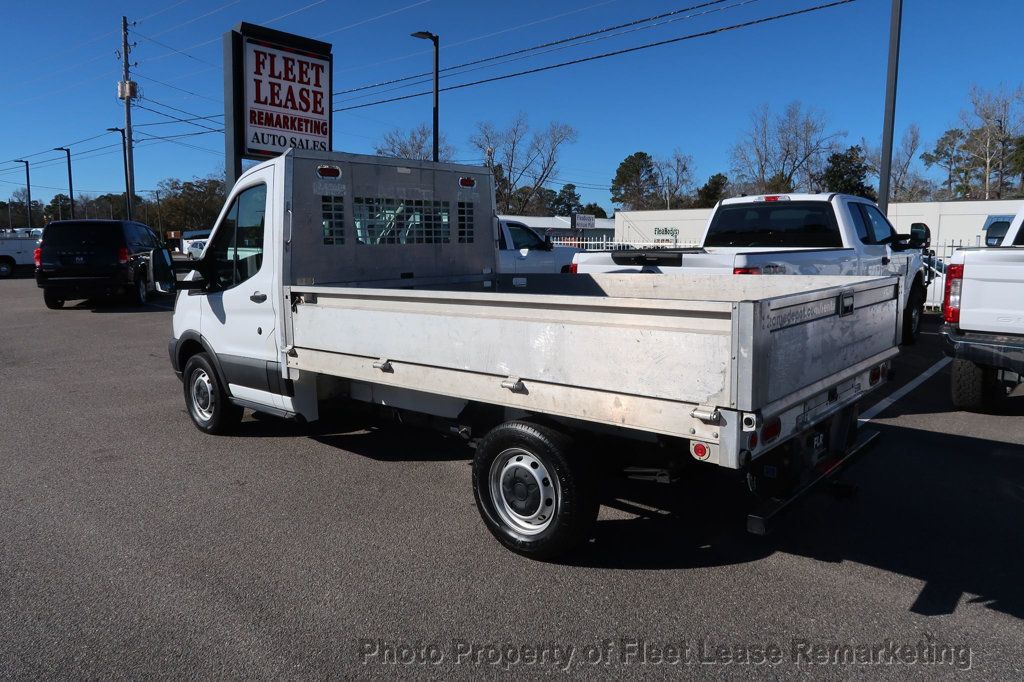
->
xmin=153 ymin=150 xmax=902 ymax=558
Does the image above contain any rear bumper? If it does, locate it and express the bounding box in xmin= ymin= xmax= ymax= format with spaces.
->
xmin=941 ymin=325 xmax=1024 ymax=374
xmin=36 ymin=270 xmax=134 ymax=297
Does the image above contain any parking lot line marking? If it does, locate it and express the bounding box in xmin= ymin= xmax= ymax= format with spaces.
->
xmin=859 ymin=357 xmax=951 ymax=425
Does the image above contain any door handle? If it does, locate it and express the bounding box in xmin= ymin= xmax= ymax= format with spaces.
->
xmin=250 ymin=292 xmax=267 ymax=303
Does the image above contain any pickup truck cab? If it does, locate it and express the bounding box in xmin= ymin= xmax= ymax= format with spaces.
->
xmin=573 ymin=193 xmax=931 ymax=344
xmin=497 ymin=218 xmax=580 ymax=274
xmin=942 ymin=208 xmax=1024 ymax=408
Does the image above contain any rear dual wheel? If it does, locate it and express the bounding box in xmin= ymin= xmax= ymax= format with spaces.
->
xmin=472 ymin=421 xmax=598 ymax=559
xmin=43 ymin=291 xmax=65 ymax=309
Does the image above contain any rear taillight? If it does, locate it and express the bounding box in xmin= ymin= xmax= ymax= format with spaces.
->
xmin=733 ymin=266 xmax=761 ymax=275
xmin=943 ymin=264 xmax=964 ymax=324
xmin=761 ymin=417 xmax=782 ymax=443
xmin=118 ymin=247 xmax=130 ymax=264
xmin=33 ymin=247 xmax=41 ymax=267
xmin=569 ymin=262 xmax=578 ymax=274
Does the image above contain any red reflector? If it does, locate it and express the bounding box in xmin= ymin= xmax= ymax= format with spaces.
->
xmin=118 ymin=247 xmax=130 ymax=264
xmin=761 ymin=417 xmax=782 ymax=443
xmin=33 ymin=247 xmax=41 ymax=267
xmin=943 ymin=263 xmax=964 ymax=324
xmin=693 ymin=443 xmax=709 ymax=460
xmin=748 ymin=432 xmax=758 ymax=450
xmin=458 ymin=176 xmax=476 ymax=188
xmin=733 ymin=266 xmax=761 ymax=275
xmin=869 ymin=366 xmax=881 ymax=386
xmin=316 ymin=165 xmax=341 ymax=178
xmin=569 ymin=262 xmax=578 ymax=274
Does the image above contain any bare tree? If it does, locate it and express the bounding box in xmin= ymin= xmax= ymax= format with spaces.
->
xmin=469 ymin=113 xmax=577 ymax=214
xmin=960 ymin=85 xmax=1023 ymax=199
xmin=731 ymin=102 xmax=844 ymax=193
xmin=654 ymin=150 xmax=694 ymax=209
xmin=863 ymin=124 xmax=933 ymax=202
xmin=375 ymin=124 xmax=454 ymax=162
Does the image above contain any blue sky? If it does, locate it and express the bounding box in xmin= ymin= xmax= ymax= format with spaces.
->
xmin=1 ymin=0 xmax=1022 ymax=211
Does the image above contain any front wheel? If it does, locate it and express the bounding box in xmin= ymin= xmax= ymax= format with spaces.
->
xmin=182 ymin=353 xmax=243 ymax=434
xmin=472 ymin=421 xmax=598 ymax=559
xmin=0 ymin=258 xmax=14 ymax=278
xmin=130 ymin=276 xmax=148 ymax=306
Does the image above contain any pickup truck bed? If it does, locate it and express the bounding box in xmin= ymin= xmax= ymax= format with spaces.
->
xmin=284 ymin=273 xmax=900 ymax=468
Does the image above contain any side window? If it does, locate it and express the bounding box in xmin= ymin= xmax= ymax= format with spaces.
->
xmin=508 ymin=224 xmax=542 ymax=250
xmin=848 ymin=203 xmax=871 ymax=244
xmin=860 ymin=204 xmax=896 ymax=244
xmin=205 ymin=183 xmax=266 ymax=290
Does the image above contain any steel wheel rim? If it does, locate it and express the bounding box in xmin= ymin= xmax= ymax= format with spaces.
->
xmin=489 ymin=447 xmax=559 ymax=536
xmin=190 ymin=369 xmax=215 ymax=422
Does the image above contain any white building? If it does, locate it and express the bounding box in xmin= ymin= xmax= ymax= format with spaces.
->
xmin=613 ymin=199 xmax=1024 ymax=247
xmin=499 ymin=215 xmax=615 ymax=239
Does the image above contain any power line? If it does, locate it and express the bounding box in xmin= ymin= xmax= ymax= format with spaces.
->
xmin=133 ymin=29 xmax=218 ymax=67
xmin=134 ymin=72 xmax=222 ymax=103
xmin=334 ymin=0 xmax=858 ymax=113
xmin=135 ymin=101 xmax=224 ymax=132
xmin=318 ymin=0 xmax=433 ymax=38
xmin=333 ymin=0 xmax=733 ymax=97
xmin=334 ymin=0 xmax=761 ymax=106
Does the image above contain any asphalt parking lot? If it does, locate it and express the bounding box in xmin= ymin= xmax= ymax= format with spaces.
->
xmin=2 ymin=275 xmax=1023 ymax=678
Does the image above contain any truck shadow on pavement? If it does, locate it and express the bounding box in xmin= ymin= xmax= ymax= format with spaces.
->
xmin=567 ymin=422 xmax=1024 ymax=621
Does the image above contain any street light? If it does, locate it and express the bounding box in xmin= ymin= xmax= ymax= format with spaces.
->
xmin=12 ymin=159 xmax=31 ymax=229
xmin=53 ymin=147 xmax=75 ymax=219
xmin=411 ymin=30 xmax=440 ymax=163
xmin=107 ymin=127 xmax=132 ymax=220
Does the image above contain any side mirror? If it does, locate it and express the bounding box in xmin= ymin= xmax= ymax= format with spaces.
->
xmin=542 ymin=235 xmax=554 ymax=251
xmin=910 ymin=222 xmax=931 ymax=248
xmin=148 ymin=248 xmax=206 ymax=294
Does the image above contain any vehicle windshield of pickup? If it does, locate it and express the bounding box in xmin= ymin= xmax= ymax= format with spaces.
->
xmin=703 ymin=202 xmax=841 ymax=248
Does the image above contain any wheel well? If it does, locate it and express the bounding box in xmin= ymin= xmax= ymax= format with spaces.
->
xmin=177 ymin=339 xmax=205 ymax=372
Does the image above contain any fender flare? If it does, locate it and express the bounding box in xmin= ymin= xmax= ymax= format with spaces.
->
xmin=173 ymin=331 xmax=233 ymax=397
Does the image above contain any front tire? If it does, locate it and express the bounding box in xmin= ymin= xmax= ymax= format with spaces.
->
xmin=183 ymin=353 xmax=243 ymax=434
xmin=43 ymin=291 xmax=65 ymax=309
xmin=901 ymin=282 xmax=925 ymax=345
xmin=131 ymin=276 xmax=148 ymax=306
xmin=0 ymin=258 xmax=14 ymax=278
xmin=472 ymin=421 xmax=598 ymax=559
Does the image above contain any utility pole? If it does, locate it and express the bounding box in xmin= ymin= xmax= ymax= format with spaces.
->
xmin=53 ymin=147 xmax=75 ymax=218
xmin=118 ymin=16 xmax=137 ymax=220
xmin=13 ymin=160 xmax=31 ymax=228
xmin=877 ymin=0 xmax=903 ymax=214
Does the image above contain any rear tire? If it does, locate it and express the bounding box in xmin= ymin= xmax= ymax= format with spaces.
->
xmin=0 ymin=258 xmax=14 ymax=278
xmin=183 ymin=353 xmax=243 ymax=434
xmin=901 ymin=282 xmax=925 ymax=345
xmin=950 ymin=359 xmax=1000 ymax=410
xmin=43 ymin=291 xmax=65 ymax=309
xmin=472 ymin=421 xmax=598 ymax=559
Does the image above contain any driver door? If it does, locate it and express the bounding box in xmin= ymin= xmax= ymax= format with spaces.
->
xmin=198 ymin=167 xmax=281 ymax=409
xmin=506 ymin=222 xmax=553 ymax=274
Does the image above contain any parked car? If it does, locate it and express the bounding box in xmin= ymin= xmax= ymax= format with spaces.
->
xmin=35 ymin=219 xmax=161 ymax=309
xmin=496 ymin=219 xmax=581 ymax=273
xmin=0 ymin=234 xmax=39 ymax=277
xmin=943 ymin=209 xmax=1024 ymax=408
xmin=572 ymin=193 xmax=932 ymax=344
xmin=186 ymin=240 xmax=206 ymax=260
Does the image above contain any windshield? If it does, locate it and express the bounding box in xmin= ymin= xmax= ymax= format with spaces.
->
xmin=43 ymin=222 xmax=122 ymax=249
xmin=704 ymin=202 xmax=841 ymax=248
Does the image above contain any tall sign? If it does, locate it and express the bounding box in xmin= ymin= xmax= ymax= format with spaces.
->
xmin=224 ymin=23 xmax=332 ymax=184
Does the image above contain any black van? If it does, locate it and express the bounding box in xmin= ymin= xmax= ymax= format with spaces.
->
xmin=35 ymin=220 xmax=162 ymax=309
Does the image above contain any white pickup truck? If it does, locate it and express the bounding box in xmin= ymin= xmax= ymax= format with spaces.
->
xmin=573 ymin=194 xmax=931 ymax=344
xmin=0 ymin=234 xmax=39 ymax=278
xmin=153 ymin=150 xmax=902 ymax=559
xmin=942 ymin=208 xmax=1024 ymax=408
xmin=496 ymin=218 xmax=580 ymax=274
